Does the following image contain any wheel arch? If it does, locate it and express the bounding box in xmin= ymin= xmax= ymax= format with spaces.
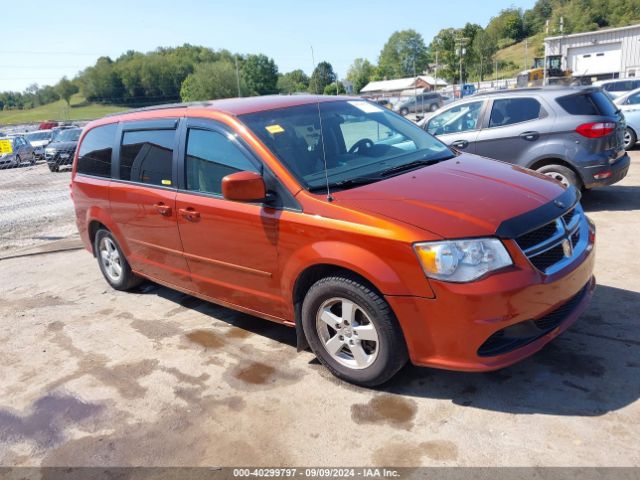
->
xmin=527 ymin=157 xmax=583 ymax=187
xmin=291 ymin=263 xmax=389 ymax=353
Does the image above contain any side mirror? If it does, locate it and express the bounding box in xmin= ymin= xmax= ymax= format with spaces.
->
xmin=221 ymin=171 xmax=266 ymax=202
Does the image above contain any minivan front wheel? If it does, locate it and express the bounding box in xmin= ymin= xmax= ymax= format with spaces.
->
xmin=302 ymin=276 xmax=408 ymax=386
xmin=94 ymin=229 xmax=142 ymax=291
xmin=536 ymin=164 xmax=579 ymax=189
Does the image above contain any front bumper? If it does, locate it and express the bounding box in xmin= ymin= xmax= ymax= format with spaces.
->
xmin=582 ymin=152 xmax=630 ymax=188
xmin=45 ymin=150 xmax=74 ymax=166
xmin=387 ymin=238 xmax=595 ymax=372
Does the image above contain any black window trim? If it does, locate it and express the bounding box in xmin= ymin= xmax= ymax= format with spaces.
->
xmin=112 ymin=118 xmax=181 ymax=190
xmin=176 ymin=117 xmax=301 ymax=212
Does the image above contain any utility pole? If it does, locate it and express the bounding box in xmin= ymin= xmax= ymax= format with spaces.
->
xmin=235 ymin=56 xmax=242 ymax=97
xmin=455 ymin=36 xmax=470 ymax=98
xmin=434 ymin=50 xmax=439 ymax=91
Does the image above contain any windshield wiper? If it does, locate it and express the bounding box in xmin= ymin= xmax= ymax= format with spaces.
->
xmin=308 ymin=176 xmax=381 ymax=192
xmin=379 ymin=157 xmax=451 ymax=177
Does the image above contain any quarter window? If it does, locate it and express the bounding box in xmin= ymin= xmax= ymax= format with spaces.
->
xmin=628 ymin=93 xmax=640 ymax=105
xmin=185 ymin=129 xmax=258 ymax=195
xmin=120 ymin=129 xmax=175 ymax=186
xmin=77 ymin=124 xmax=116 ymax=178
xmin=489 ymin=98 xmax=542 ymax=127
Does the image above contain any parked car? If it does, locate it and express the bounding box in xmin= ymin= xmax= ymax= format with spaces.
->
xmin=592 ymin=78 xmax=640 ymax=99
xmin=24 ymin=129 xmax=53 ymax=160
xmin=39 ymin=121 xmax=59 ymax=130
xmin=45 ymin=127 xmax=82 ymax=172
xmin=613 ymin=86 xmax=640 ymax=149
xmin=394 ymin=92 xmax=442 ymax=116
xmin=419 ymin=87 xmax=629 ymax=189
xmin=374 ymin=99 xmax=392 ymax=109
xmin=0 ymin=135 xmax=36 ymax=168
xmin=71 ymin=96 xmax=596 ymax=386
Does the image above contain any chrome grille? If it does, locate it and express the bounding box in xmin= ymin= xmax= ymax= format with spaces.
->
xmin=515 ymin=204 xmax=587 ymax=275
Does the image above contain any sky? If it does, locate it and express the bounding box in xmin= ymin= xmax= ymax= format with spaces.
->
xmin=1 ymin=0 xmax=537 ymax=92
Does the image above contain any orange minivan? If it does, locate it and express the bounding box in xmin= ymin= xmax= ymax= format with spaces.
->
xmin=71 ymin=95 xmax=596 ymax=386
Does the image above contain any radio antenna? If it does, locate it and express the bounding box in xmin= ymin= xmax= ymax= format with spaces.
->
xmin=311 ymin=46 xmax=333 ymax=202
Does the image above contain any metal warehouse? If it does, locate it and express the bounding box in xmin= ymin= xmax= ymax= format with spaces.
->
xmin=544 ymin=23 xmax=640 ymax=80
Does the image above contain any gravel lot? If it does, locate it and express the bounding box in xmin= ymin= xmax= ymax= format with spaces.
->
xmin=0 ymin=162 xmax=75 ymax=252
xmin=0 ymin=153 xmax=639 ymax=467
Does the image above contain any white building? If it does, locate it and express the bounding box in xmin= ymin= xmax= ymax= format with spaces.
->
xmin=545 ymin=23 xmax=640 ymax=80
xmin=360 ymin=75 xmax=447 ymax=98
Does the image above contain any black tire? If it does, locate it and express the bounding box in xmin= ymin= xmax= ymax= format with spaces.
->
xmin=30 ymin=156 xmax=37 ymax=166
xmin=429 ymin=103 xmax=438 ymax=112
xmin=15 ymin=155 xmax=21 ymax=167
xmin=399 ymin=107 xmax=409 ymax=116
xmin=624 ymin=127 xmax=637 ymax=150
xmin=94 ymin=229 xmax=142 ymax=291
xmin=302 ymin=275 xmax=408 ymax=387
xmin=536 ymin=164 xmax=580 ymax=189
xmin=48 ymin=162 xmax=59 ymax=172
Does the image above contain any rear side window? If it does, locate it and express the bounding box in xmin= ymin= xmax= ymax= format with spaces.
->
xmin=77 ymin=124 xmax=116 ymax=178
xmin=556 ymin=91 xmax=618 ymax=116
xmin=185 ymin=129 xmax=257 ymax=195
xmin=489 ymin=98 xmax=542 ymax=127
xmin=120 ymin=129 xmax=175 ymax=186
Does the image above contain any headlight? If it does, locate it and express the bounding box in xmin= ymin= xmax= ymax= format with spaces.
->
xmin=45 ymin=147 xmax=55 ymax=153
xmin=414 ymin=238 xmax=512 ymax=283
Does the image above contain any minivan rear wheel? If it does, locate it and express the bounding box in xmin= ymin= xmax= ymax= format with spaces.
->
xmin=536 ymin=164 xmax=579 ymax=189
xmin=624 ymin=127 xmax=637 ymax=150
xmin=95 ymin=229 xmax=142 ymax=291
xmin=301 ymin=276 xmax=408 ymax=387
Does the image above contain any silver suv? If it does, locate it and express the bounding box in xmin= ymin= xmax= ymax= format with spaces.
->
xmin=419 ymin=87 xmax=630 ymax=189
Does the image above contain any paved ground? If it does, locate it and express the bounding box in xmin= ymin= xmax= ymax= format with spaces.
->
xmin=0 ymin=154 xmax=639 ymax=467
xmin=0 ymin=162 xmax=75 ymax=253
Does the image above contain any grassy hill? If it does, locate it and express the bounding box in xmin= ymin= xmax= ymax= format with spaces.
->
xmin=495 ymin=33 xmax=546 ymax=79
xmin=0 ymin=94 xmax=127 ymax=126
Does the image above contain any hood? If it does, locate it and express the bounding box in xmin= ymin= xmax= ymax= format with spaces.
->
xmin=331 ymin=153 xmax=566 ymax=239
xmin=48 ymin=140 xmax=78 ymax=150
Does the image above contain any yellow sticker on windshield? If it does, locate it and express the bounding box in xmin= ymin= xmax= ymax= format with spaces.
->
xmin=161 ymin=179 xmax=172 ymax=186
xmin=265 ymin=124 xmax=285 ymax=134
xmin=0 ymin=139 xmax=13 ymax=154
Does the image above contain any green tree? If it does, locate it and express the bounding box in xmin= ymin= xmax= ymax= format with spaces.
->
xmin=308 ymin=61 xmax=336 ymax=94
xmin=486 ymin=8 xmax=525 ymax=44
xmin=323 ymin=81 xmax=346 ymax=95
xmin=180 ymin=61 xmax=241 ymax=101
xmin=472 ymin=29 xmax=497 ymax=81
xmin=277 ymin=69 xmax=309 ymax=93
xmin=346 ymin=58 xmax=375 ymax=93
xmin=378 ymin=30 xmax=429 ymax=78
xmin=429 ymin=28 xmax=458 ymax=83
xmin=55 ymin=77 xmax=79 ymax=106
xmin=242 ymin=54 xmax=279 ymax=95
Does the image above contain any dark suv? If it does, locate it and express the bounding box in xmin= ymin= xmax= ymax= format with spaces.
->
xmin=395 ymin=93 xmax=442 ymax=116
xmin=45 ymin=127 xmax=82 ymax=172
xmin=419 ymin=87 xmax=630 ymax=189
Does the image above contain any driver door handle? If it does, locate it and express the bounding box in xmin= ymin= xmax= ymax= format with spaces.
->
xmin=178 ymin=207 xmax=200 ymax=221
xmin=450 ymin=140 xmax=469 ymax=149
xmin=153 ymin=202 xmax=172 ymax=216
xmin=520 ymin=131 xmax=540 ymax=141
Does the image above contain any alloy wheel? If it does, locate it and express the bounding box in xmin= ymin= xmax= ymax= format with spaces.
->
xmin=315 ymin=297 xmax=379 ymax=369
xmin=99 ymin=237 xmax=123 ymax=282
xmin=543 ymin=171 xmax=570 ymax=187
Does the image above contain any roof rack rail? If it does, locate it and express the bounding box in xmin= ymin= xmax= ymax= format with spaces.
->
xmin=104 ymin=101 xmax=213 ymax=118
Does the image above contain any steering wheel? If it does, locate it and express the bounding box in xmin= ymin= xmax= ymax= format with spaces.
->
xmin=348 ymin=138 xmax=374 ymax=154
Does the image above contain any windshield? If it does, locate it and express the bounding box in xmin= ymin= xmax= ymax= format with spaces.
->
xmin=239 ymin=100 xmax=453 ymax=191
xmin=25 ymin=131 xmax=52 ymax=142
xmin=54 ymin=129 xmax=81 ymax=142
